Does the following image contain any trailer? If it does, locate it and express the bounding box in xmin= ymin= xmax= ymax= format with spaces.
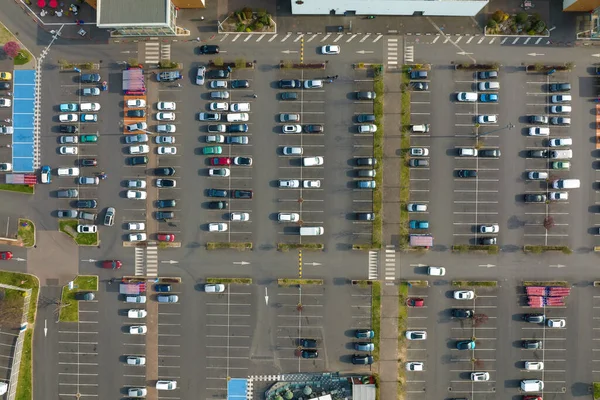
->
xmin=122 ymin=67 xmax=146 ymax=95
xmin=119 ymin=282 xmax=146 ymax=295
xmin=409 ymin=234 xmax=433 ymax=248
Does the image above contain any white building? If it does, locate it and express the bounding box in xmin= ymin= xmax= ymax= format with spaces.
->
xmin=291 ymin=0 xmax=489 ymax=17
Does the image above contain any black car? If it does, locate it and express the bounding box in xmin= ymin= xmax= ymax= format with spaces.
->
xmin=356 ymin=212 xmax=375 ymax=220
xmin=155 ymin=284 xmax=171 ymax=292
xmin=409 ymin=70 xmax=428 ymax=79
xmin=81 ymin=73 xmax=101 ymax=83
xmin=301 ymin=349 xmax=318 ymax=358
xmin=458 ymin=169 xmax=477 ymax=178
xmin=233 ymin=190 xmax=252 ymax=199
xmin=351 ymin=354 xmax=374 ymax=365
xmin=76 ymin=199 xmax=98 ymax=209
xmin=208 ymin=201 xmax=228 ymax=209
xmin=155 ymin=167 xmax=176 ymax=176
xmin=0 ymin=82 xmax=10 ymax=90
xmin=157 ymin=199 xmax=176 ymax=208
xmin=80 ymin=158 xmax=97 ymax=167
xmin=129 ymin=156 xmax=148 ymax=165
xmin=207 ymin=69 xmax=229 ymax=79
xmin=357 ymin=114 xmax=376 ymax=123
xmin=127 ymin=109 xmax=145 ymax=118
xmin=60 ymin=125 xmax=78 ymax=133
xmin=231 ymin=79 xmax=249 ymax=89
xmin=413 ymin=82 xmax=428 ymax=91
xmin=529 ymin=115 xmax=548 ymax=124
xmin=156 ymin=179 xmax=176 ymax=188
xmin=528 ymin=149 xmax=548 ymax=158
xmin=304 ymin=125 xmax=323 ymax=134
xmin=478 ymin=149 xmax=501 ymax=158
xmin=451 ymin=309 xmax=474 ymax=319
xmin=156 ymin=71 xmax=183 ymax=82
xmin=279 ymin=79 xmax=301 ymax=89
xmin=199 ymin=45 xmax=219 ymax=54
xmin=480 ymin=237 xmax=497 ymax=245
xmin=549 ymin=82 xmax=571 ymax=92
xmin=300 ymin=338 xmax=317 ymax=348
xmin=229 ymin=124 xmax=248 ymax=133
xmin=478 ymin=71 xmax=498 ymax=79
xmin=156 ymin=211 xmax=174 ymax=220
xmin=356 ymin=91 xmax=376 ymax=100
xmin=356 ymin=157 xmax=377 ymax=166
xmin=522 ymin=340 xmax=542 ymax=349
xmin=525 ymin=193 xmax=547 ymax=203
xmin=281 ymin=92 xmax=298 ymax=100
xmin=523 ymin=313 xmax=545 ymax=323
xmin=208 ymin=189 xmax=228 ymax=198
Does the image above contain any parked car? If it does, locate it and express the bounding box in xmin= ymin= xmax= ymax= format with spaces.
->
xmin=199 ymin=44 xmax=219 ymax=54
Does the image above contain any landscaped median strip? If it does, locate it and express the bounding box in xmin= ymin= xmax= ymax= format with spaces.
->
xmin=277 ymin=243 xmax=323 ymax=251
xmin=59 ymin=275 xmax=99 ymax=322
xmin=205 ymin=278 xmax=253 ymax=284
xmin=17 ymin=219 xmax=35 ymax=248
xmin=59 ymin=219 xmax=98 ymax=246
xmin=452 ymin=280 xmax=498 ymax=288
xmin=372 ymin=65 xmax=384 ymax=249
xmin=397 ymin=282 xmax=409 ymax=397
xmin=523 ymin=245 xmax=572 ymax=254
xmin=0 ymin=184 xmax=34 ymax=194
xmin=523 ymin=281 xmax=569 ymax=287
xmin=594 ymin=382 xmax=600 ymax=400
xmin=398 ymin=66 xmax=411 ymax=249
xmin=206 ymin=242 xmax=252 ymax=250
xmin=452 ymin=244 xmax=499 ymax=254
xmin=277 ymin=278 xmax=323 ymax=286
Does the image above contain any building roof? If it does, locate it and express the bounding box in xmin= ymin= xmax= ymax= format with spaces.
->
xmin=97 ymin=0 xmax=170 ymax=27
xmin=352 ymin=384 xmax=376 ymax=400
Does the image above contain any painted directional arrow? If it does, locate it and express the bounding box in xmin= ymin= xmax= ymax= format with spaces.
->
xmin=593 ymin=54 xmax=600 ymax=58
xmin=15 ymin=258 xmax=26 ymax=262
xmin=457 ymin=51 xmax=473 ymax=55
xmin=44 ymin=319 xmax=47 ymax=337
xmin=281 ymin=50 xmax=298 ymax=54
xmin=527 ymin=53 xmax=545 ymax=56
xmin=81 ymin=259 xmax=97 ymax=263
xmin=478 ymin=264 xmax=496 ymax=268
xmin=356 ymin=50 xmax=374 ymax=54
xmin=265 ymin=288 xmax=269 ymax=305
xmin=233 ymin=261 xmax=250 ymax=265
xmin=161 ymin=260 xmax=179 ymax=264
xmin=549 ymin=264 xmax=566 ymax=268
xmin=304 ymin=262 xmax=322 ymax=266
xmin=411 ymin=263 xmax=427 ymax=267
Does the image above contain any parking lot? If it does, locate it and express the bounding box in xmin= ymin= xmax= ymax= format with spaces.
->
xmin=57 ymin=299 xmax=99 ymax=399
xmin=156 ymin=286 xmax=182 ymax=399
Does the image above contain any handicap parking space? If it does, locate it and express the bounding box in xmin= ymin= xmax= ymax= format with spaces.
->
xmin=203 ymin=285 xmax=253 ymax=399
xmin=58 ymin=300 xmax=99 ymax=399
xmin=273 ymin=285 xmax=325 ymax=373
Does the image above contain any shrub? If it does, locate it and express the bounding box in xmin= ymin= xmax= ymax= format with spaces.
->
xmin=236 ymin=23 xmax=245 ymax=32
xmin=487 ymin=19 xmax=498 ymax=29
xmin=255 ymin=22 xmax=264 ymax=30
xmin=236 ymin=12 xmax=244 ymax=23
xmin=492 ymin=10 xmax=504 ymax=23
xmin=127 ymin=58 xmax=138 ymax=67
xmin=516 ymin=12 xmax=528 ymax=24
xmin=241 ymin=7 xmax=252 ymax=19
xmin=213 ymin=57 xmax=223 ymax=66
xmin=235 ymin=58 xmax=246 ymax=68
xmin=534 ymin=20 xmax=546 ymax=33
xmin=527 ymin=29 xmax=536 ymax=35
xmin=3 ymin=41 xmax=20 ymax=58
xmin=260 ymin=15 xmax=270 ymax=26
xmin=533 ymin=62 xmax=544 ymax=71
xmin=245 ymin=27 xmax=252 ymax=33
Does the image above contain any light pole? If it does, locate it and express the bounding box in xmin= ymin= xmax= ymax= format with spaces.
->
xmin=477 ymin=122 xmax=515 ymax=137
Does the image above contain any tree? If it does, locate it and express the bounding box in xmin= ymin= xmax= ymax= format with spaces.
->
xmin=516 ymin=12 xmax=528 ymax=24
xmin=487 ymin=19 xmax=498 ymax=29
xmin=492 ymin=10 xmax=505 ymax=23
xmin=3 ymin=41 xmax=20 ymax=58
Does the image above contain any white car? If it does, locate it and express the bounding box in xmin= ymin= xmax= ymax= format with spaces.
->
xmin=208 ymin=168 xmax=230 ymax=177
xmin=528 ymin=171 xmax=548 ymax=180
xmin=80 ymin=102 xmax=101 ymax=111
xmin=127 ymin=99 xmax=146 ymax=108
xmin=525 ymin=361 xmax=544 ymax=370
xmin=358 ymin=124 xmax=377 ymax=133
xmin=405 ymin=362 xmax=424 ymax=371
xmin=128 ymin=145 xmax=150 ymax=154
xmin=127 ymin=179 xmax=147 ymax=189
xmin=158 ymin=146 xmax=177 ymax=155
xmin=283 ymin=125 xmax=302 ymax=133
xmin=205 ymin=284 xmax=225 ymax=293
xmin=127 ymin=190 xmax=147 ymax=200
xmin=303 ymin=180 xmax=321 ymax=188
xmin=77 ymin=225 xmax=97 ymax=233
xmin=528 ymin=127 xmax=550 ymax=136
xmin=230 ymin=212 xmax=250 ymax=221
xmin=209 ymin=222 xmax=228 ymax=232
xmin=453 ymin=290 xmax=475 ymax=300
xmin=479 ymin=224 xmax=499 ymax=233
xmin=156 ymin=380 xmax=177 ymax=390
xmin=230 ymin=103 xmax=250 ymax=112
xmin=157 ymin=101 xmax=176 ymax=111
xmin=57 ymin=167 xmax=80 ymax=176
xmin=427 ymin=266 xmax=445 ymax=276
xmin=279 ymin=179 xmax=300 ymax=188
xmin=127 ymin=122 xmax=147 ymax=132
xmin=127 ymin=356 xmax=146 ymax=366
xmin=59 ymin=146 xmax=78 ymax=155
xmin=210 ymin=80 xmax=227 ymax=89
xmin=410 ymin=147 xmax=429 ymax=156
xmin=127 ymin=309 xmax=147 ymax=318
xmin=471 ymin=372 xmax=490 ymax=382
xmin=278 ymin=213 xmax=300 ymax=222
xmin=157 ymin=124 xmax=176 ymax=133
xmin=405 ymin=331 xmax=427 ymax=340
xmin=196 ymin=66 xmax=206 ymax=85
xmin=0 ymin=98 xmax=10 ymax=107
xmin=0 ymin=163 xmax=12 ymax=171
xmin=129 ymin=325 xmax=147 ymax=335
xmin=127 ymin=222 xmax=146 ymax=231
xmin=547 ymin=318 xmax=566 ymax=328
xmin=304 ymin=80 xmax=323 ymax=89
xmin=157 ymin=112 xmax=175 ymax=121
xmin=207 ymin=134 xmax=225 ymax=143
xmin=59 ymin=113 xmax=77 ymax=122
xmin=478 ymin=115 xmax=497 ymax=124
xmin=549 ymin=191 xmax=568 ymax=201
xmin=0 ymin=382 xmax=7 ymax=396
xmin=321 ymin=45 xmax=341 ymax=54
xmin=548 ymin=138 xmax=572 ymax=147
xmin=155 ymin=136 xmax=175 ymax=144
xmin=128 ymin=388 xmax=147 ymax=397
xmin=129 ymin=233 xmax=147 ymax=242
xmin=210 ymin=102 xmax=229 ymax=111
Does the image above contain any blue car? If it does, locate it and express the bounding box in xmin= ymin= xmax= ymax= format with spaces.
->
xmin=59 ymin=103 xmax=78 ymax=112
xmin=40 ymin=165 xmax=51 ymax=184
xmin=456 ymin=340 xmax=476 ymax=350
xmin=409 ymin=220 xmax=429 ymax=229
xmin=80 ymin=114 xmax=97 ymax=122
xmin=479 ymin=93 xmax=498 ymax=103
xmin=355 ymin=329 xmax=375 ymax=339
xmin=155 ymin=284 xmax=171 ymax=292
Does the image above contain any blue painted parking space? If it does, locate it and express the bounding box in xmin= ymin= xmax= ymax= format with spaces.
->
xmin=227 ymin=378 xmax=248 ymax=400
xmin=12 ymin=70 xmax=36 ymax=172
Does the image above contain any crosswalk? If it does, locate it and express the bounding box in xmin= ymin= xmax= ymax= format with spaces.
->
xmin=420 ymin=34 xmax=551 ymax=46
xmin=386 ymin=38 xmax=399 ymax=70
xmin=220 ymin=32 xmax=384 ymax=44
xmin=143 ymin=42 xmax=171 ymax=64
xmin=134 ymin=247 xmax=144 ymax=276
xmin=404 ymin=45 xmax=414 ymax=64
xmin=384 ymin=245 xmax=396 ymax=284
xmin=368 ymin=250 xmax=378 ymax=280
xmin=146 ymin=244 xmax=158 ymax=277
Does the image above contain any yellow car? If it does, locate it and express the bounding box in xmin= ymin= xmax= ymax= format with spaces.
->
xmin=0 ymin=72 xmax=12 ymax=81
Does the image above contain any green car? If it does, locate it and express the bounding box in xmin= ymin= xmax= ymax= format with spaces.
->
xmin=551 ymin=161 xmax=570 ymax=170
xmin=203 ymin=146 xmax=222 ymax=155
xmin=80 ymin=134 xmax=98 ymax=143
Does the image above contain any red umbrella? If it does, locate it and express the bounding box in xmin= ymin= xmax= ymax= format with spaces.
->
xmin=37 ymin=0 xmax=46 ymax=7
xmin=49 ymin=0 xmax=58 ymax=8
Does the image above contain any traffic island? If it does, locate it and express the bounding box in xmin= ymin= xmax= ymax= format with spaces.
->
xmin=277 ymin=243 xmax=323 ymax=251
xmin=59 ymin=219 xmax=98 ymax=246
xmin=452 ymin=244 xmax=499 ymax=254
xmin=452 ymin=281 xmax=498 ymax=288
xmin=17 ymin=219 xmax=35 ymax=248
xmin=0 ymin=184 xmax=34 ymax=194
xmin=59 ymin=275 xmax=99 ymax=322
xmin=206 ymin=278 xmax=252 ymax=284
xmin=523 ymin=281 xmax=569 ymax=287
xmin=372 ymin=64 xmax=384 ymax=249
xmin=523 ymin=245 xmax=572 ymax=254
xmin=398 ymin=67 xmax=412 ymax=249
xmin=277 ymin=278 xmax=323 ymax=287
xmin=206 ymin=242 xmax=252 ymax=250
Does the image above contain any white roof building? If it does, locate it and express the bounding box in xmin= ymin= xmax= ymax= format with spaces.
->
xmin=291 ymin=0 xmax=489 ymax=16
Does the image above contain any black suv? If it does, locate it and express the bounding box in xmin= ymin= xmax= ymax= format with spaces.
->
xmin=128 ymin=156 xmax=148 ymax=165
xmin=207 ymin=69 xmax=229 ymax=79
xmin=304 ymin=125 xmax=323 ymax=134
xmin=76 ymin=199 xmax=98 ymax=209
xmin=301 ymin=349 xmax=318 ymax=358
xmin=480 ymin=237 xmax=497 ymax=245
xmin=81 ymin=73 xmax=101 ymax=83
xmin=549 ymin=82 xmax=571 ymax=92
xmin=356 ymin=91 xmax=376 ymax=100
xmin=199 ymin=45 xmax=219 ymax=54
xmin=300 ymin=338 xmax=317 ymax=348
xmin=451 ymin=309 xmax=474 ymax=319
xmin=478 ymin=149 xmax=501 ymax=158
xmin=229 ymin=124 xmax=248 ymax=133
xmin=127 ymin=109 xmax=145 ymax=118
xmin=356 ymin=157 xmax=377 ymax=166
xmin=156 ymin=211 xmax=174 ymax=220
xmin=231 ymin=79 xmax=249 ymax=89
xmin=155 ymin=167 xmax=176 ymax=176
xmin=60 ymin=125 xmax=78 ymax=133
xmin=458 ymin=170 xmax=477 ymax=178
xmin=523 ymin=313 xmax=545 ymax=323
xmin=208 ymin=201 xmax=228 ymax=209
xmin=157 ymin=199 xmax=176 ymax=208
xmin=281 ymin=92 xmax=298 ymax=101
xmin=524 ymin=194 xmax=546 ymax=203
xmin=527 ymin=149 xmax=548 ymax=158
xmin=357 ymin=114 xmax=376 ymax=123
xmin=279 ymin=79 xmax=301 ymax=89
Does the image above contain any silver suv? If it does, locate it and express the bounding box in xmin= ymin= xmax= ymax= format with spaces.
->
xmin=103 ymin=207 xmax=115 ymax=227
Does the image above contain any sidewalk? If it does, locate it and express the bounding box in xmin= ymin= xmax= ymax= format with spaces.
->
xmin=378 ymin=283 xmax=399 ymax=399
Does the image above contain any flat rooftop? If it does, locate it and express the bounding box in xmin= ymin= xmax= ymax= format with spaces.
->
xmin=97 ymin=0 xmax=169 ymax=27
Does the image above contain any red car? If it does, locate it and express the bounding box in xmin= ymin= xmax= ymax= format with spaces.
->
xmin=157 ymin=233 xmax=175 ymax=242
xmin=102 ymin=260 xmax=122 ymax=269
xmin=211 ymin=157 xmax=231 ymax=166
xmin=0 ymin=251 xmax=12 ymax=260
xmin=407 ymin=298 xmax=424 ymax=307
xmin=523 ymin=397 xmax=542 ymax=400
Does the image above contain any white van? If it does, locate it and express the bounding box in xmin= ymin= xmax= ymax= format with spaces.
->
xmin=552 ymin=178 xmax=580 ymax=189
xmin=80 ymin=102 xmax=101 ymax=112
xmin=230 ymin=103 xmax=250 ymax=112
xmin=549 ymin=149 xmax=573 ymax=159
xmin=156 ymin=380 xmax=177 ymax=390
xmin=457 ymin=92 xmax=477 ymax=102
xmin=303 ymin=156 xmax=324 ymax=166
xmin=411 ymin=124 xmax=430 ymax=133
xmin=299 ymin=226 xmax=324 ymax=236
xmin=521 ymin=379 xmax=544 ymax=392
xmin=226 ymin=113 xmax=249 ymax=122
xmin=458 ymin=148 xmax=478 ymax=157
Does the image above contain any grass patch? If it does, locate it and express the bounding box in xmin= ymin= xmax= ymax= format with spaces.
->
xmin=0 ymin=184 xmax=34 ymax=194
xmin=205 ymin=277 xmax=252 ymax=284
xmin=594 ymin=382 xmax=600 ymax=400
xmin=397 ymin=282 xmax=409 ymax=396
xmin=404 ymin=280 xmax=428 ymax=287
xmin=371 ymin=281 xmax=381 ymax=360
xmin=277 ymin=243 xmax=324 ymax=251
xmin=17 ymin=219 xmax=34 ymax=248
xmin=206 ymin=242 xmax=252 ymax=250
xmin=523 ymin=281 xmax=568 ymax=287
xmin=371 ymin=65 xmax=384 ymax=249
xmin=14 ymin=49 xmax=32 ymax=66
xmin=398 ymin=68 xmax=411 ymax=249
xmin=59 ymin=275 xmax=98 ymax=322
xmin=352 ymin=280 xmax=375 ymax=288
xmin=0 ymin=271 xmax=38 ymax=323
xmin=352 ymin=244 xmax=380 ymax=250
xmin=452 ymin=280 xmax=497 ymax=287
xmin=0 ymin=24 xmax=15 ymax=44
xmin=452 ymin=244 xmax=499 ymax=254
xmin=277 ymin=278 xmax=323 ymax=286
xmin=16 ymin=329 xmax=32 ymax=400
xmin=524 ymin=245 xmax=571 ymax=254
xmin=59 ymin=219 xmax=98 ymax=246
